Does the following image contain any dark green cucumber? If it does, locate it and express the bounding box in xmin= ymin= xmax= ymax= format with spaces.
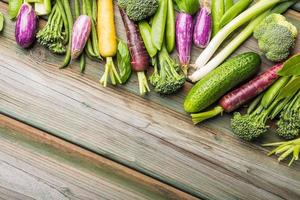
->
xmin=184 ymin=52 xmax=261 ymax=113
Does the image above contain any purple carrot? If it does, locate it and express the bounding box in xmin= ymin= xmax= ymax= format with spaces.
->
xmin=119 ymin=8 xmax=149 ymax=72
xmin=176 ymin=13 xmax=193 ymax=75
xmin=119 ymin=8 xmax=150 ymax=95
xmin=219 ymin=63 xmax=283 ymax=112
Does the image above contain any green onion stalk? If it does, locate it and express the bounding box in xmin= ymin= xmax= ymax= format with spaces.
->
xmin=263 ymin=138 xmax=300 ymax=166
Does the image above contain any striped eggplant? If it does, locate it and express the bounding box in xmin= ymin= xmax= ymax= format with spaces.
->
xmin=15 ymin=3 xmax=37 ymax=48
xmin=176 ymin=13 xmax=193 ymax=75
xmin=193 ymin=7 xmax=212 ymax=48
xmin=71 ymin=15 xmax=92 ymax=59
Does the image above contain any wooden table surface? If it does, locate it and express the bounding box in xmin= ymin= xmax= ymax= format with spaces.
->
xmin=0 ymin=0 xmax=300 ymax=199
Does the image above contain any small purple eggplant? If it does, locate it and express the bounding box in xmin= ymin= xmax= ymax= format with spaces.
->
xmin=176 ymin=13 xmax=193 ymax=74
xmin=71 ymin=15 xmax=92 ymax=59
xmin=193 ymin=7 xmax=212 ymax=48
xmin=15 ymin=3 xmax=38 ymax=48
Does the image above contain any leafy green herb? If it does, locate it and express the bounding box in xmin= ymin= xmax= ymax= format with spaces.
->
xmin=276 ymin=76 xmax=300 ymax=101
xmin=0 ymin=12 xmax=4 ymax=32
xmin=173 ymin=0 xmax=200 ymax=15
xmin=278 ymin=54 xmax=300 ymax=76
xmin=117 ymin=41 xmax=132 ymax=84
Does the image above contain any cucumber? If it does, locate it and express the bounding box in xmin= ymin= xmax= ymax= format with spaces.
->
xmin=184 ymin=52 xmax=261 ymax=113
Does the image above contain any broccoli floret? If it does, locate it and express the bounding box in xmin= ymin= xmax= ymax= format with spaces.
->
xmin=37 ymin=5 xmax=66 ymax=54
xmin=254 ymin=14 xmax=297 ymax=62
xmin=276 ymin=92 xmax=300 ymax=139
xmin=231 ymin=110 xmax=269 ymax=141
xmin=118 ymin=0 xmax=128 ymax=9
xmin=149 ymin=46 xmax=186 ymax=95
xmin=118 ymin=0 xmax=159 ymax=22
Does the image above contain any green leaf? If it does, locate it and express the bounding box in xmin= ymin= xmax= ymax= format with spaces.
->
xmin=0 ymin=12 xmax=3 ymax=32
xmin=173 ymin=0 xmax=200 ymax=14
xmin=117 ymin=41 xmax=132 ymax=84
xmin=277 ymin=76 xmax=300 ymax=101
xmin=278 ymin=54 xmax=300 ymax=76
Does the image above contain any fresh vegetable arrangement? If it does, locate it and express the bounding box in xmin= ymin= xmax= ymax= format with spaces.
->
xmin=190 ymin=0 xmax=296 ymax=82
xmin=5 ymin=0 xmax=300 ymax=166
xmin=184 ymin=52 xmax=261 ymax=113
xmin=232 ymin=54 xmax=300 ymax=142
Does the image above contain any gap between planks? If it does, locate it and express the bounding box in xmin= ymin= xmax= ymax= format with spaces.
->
xmin=0 ymin=114 xmax=198 ymax=200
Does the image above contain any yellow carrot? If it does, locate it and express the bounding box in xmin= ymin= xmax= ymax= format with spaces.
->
xmin=97 ymin=0 xmax=121 ymax=86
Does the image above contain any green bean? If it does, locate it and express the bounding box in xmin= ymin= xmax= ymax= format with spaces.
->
xmin=50 ymin=7 xmax=59 ymax=32
xmin=220 ymin=0 xmax=252 ymax=28
xmin=56 ymin=0 xmax=69 ymax=45
xmin=81 ymin=0 xmax=99 ymax=58
xmin=247 ymin=93 xmax=263 ymax=114
xmin=212 ymin=0 xmax=224 ymax=36
xmin=75 ymin=0 xmax=80 ymax=18
xmin=138 ymin=21 xmax=157 ymax=57
xmin=270 ymin=97 xmax=293 ymax=119
xmin=165 ymin=0 xmax=175 ymax=53
xmin=261 ymin=76 xmax=290 ymax=108
xmin=151 ymin=0 xmax=168 ymax=50
xmin=85 ymin=0 xmax=93 ymax=17
xmin=8 ymin=0 xmax=22 ymax=19
xmin=271 ymin=0 xmax=297 ymax=13
xmin=84 ymin=0 xmax=100 ymax=58
xmin=60 ymin=0 xmax=74 ymax=69
xmin=224 ymin=0 xmax=234 ymax=12
xmin=86 ymin=39 xmax=98 ymax=57
xmin=80 ymin=53 xmax=86 ymax=73
xmin=92 ymin=0 xmax=97 ymax=22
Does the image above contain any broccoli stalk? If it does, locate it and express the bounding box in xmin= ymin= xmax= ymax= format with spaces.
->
xmin=231 ymin=95 xmax=283 ymax=141
xmin=149 ymin=45 xmax=185 ymax=95
xmin=36 ymin=4 xmax=66 ymax=54
xmin=277 ymin=91 xmax=300 ymax=139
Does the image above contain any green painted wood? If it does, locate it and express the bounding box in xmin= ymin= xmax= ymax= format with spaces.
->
xmin=0 ymin=1 xmax=300 ymax=199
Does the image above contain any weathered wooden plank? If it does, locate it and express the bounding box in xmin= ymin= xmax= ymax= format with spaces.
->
xmin=0 ymin=1 xmax=300 ymax=200
xmin=0 ymin=115 xmax=196 ymax=200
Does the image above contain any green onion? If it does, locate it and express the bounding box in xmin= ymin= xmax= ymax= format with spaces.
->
xmin=194 ymin=0 xmax=284 ymax=70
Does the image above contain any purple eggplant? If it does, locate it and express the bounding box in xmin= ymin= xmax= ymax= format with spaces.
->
xmin=71 ymin=15 xmax=92 ymax=59
xmin=15 ymin=3 xmax=38 ymax=48
xmin=176 ymin=13 xmax=193 ymax=74
xmin=193 ymin=7 xmax=212 ymax=48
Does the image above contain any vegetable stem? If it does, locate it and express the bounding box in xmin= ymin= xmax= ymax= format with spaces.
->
xmin=191 ymin=106 xmax=223 ymax=124
xmin=100 ymin=57 xmax=121 ymax=87
xmin=137 ymin=72 xmax=150 ymax=95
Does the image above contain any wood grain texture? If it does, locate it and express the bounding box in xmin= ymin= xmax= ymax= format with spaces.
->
xmin=0 ymin=1 xmax=300 ymax=199
xmin=0 ymin=115 xmax=196 ymax=200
